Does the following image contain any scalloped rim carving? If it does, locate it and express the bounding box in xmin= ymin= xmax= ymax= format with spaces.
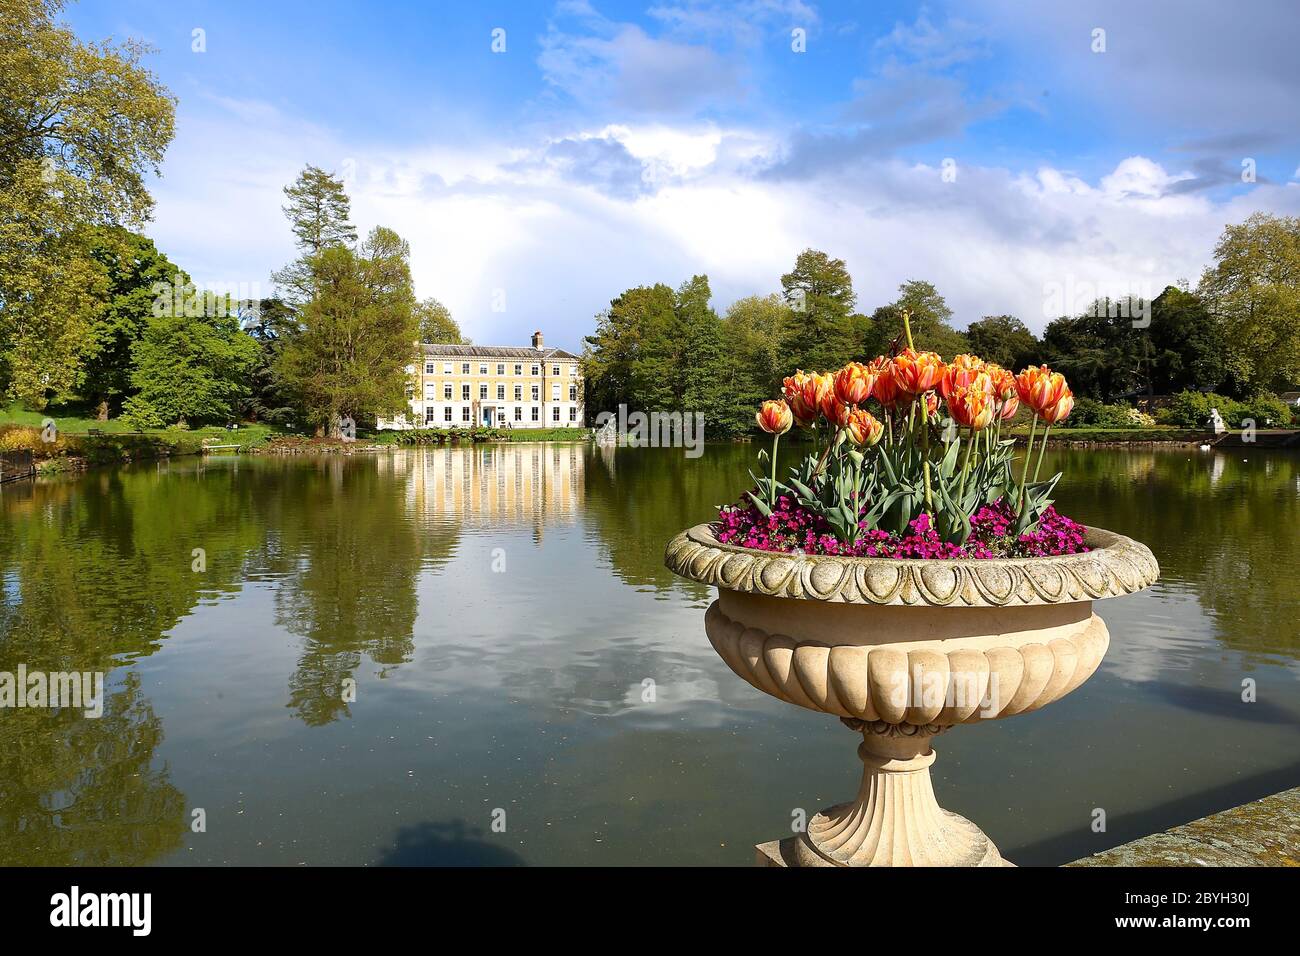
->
xmin=664 ymin=523 xmax=1158 ymax=607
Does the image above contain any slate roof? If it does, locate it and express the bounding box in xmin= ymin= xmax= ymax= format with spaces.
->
xmin=420 ymin=343 xmax=580 ymax=360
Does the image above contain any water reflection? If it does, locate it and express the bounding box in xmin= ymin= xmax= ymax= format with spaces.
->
xmin=0 ymin=444 xmax=1297 ymax=865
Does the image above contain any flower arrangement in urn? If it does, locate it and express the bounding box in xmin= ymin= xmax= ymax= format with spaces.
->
xmin=722 ymin=310 xmax=1083 ymax=560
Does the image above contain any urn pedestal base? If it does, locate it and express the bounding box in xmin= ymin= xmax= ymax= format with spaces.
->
xmin=758 ymin=726 xmax=1010 ymax=867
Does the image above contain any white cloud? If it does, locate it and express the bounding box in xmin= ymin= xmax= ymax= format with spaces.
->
xmin=145 ymin=94 xmax=1300 ymax=353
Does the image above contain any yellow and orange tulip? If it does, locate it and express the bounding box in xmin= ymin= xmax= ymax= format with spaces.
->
xmin=845 ymin=408 xmax=884 ymax=446
xmin=756 ymin=399 xmax=793 ymax=435
xmin=833 ymin=361 xmax=876 ymax=406
xmin=869 ymin=356 xmax=901 ymax=409
xmin=781 ymin=371 xmax=818 ymax=425
xmin=890 ymin=348 xmax=946 ymax=395
xmin=1016 ymin=365 xmax=1072 ymax=420
xmin=947 ymin=373 xmax=996 ymax=430
xmin=940 ymin=354 xmax=987 ymax=401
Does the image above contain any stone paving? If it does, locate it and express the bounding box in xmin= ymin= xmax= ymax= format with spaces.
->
xmin=1069 ymin=787 xmax=1300 ymax=866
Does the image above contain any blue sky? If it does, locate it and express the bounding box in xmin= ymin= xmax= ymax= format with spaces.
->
xmin=66 ymin=0 xmax=1300 ymax=349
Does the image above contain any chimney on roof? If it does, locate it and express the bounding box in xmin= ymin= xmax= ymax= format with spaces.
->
xmin=531 ymin=330 xmax=544 ymax=351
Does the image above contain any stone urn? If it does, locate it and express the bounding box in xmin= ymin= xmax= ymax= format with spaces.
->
xmin=664 ymin=524 xmax=1159 ymax=866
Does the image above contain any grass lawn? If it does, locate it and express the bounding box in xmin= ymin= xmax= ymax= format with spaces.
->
xmin=1 ymin=403 xmax=279 ymax=450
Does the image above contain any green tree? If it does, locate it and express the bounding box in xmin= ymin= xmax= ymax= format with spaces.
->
xmin=123 ymin=294 xmax=258 ymax=427
xmin=414 ymin=297 xmax=465 ymax=344
xmin=242 ymin=296 xmax=299 ymax=426
xmin=0 ymin=0 xmax=174 ymax=405
xmin=723 ymin=293 xmax=795 ymax=398
xmin=271 ymin=164 xmax=357 ymax=304
xmin=275 ymin=227 xmax=419 ymax=436
xmin=582 ymin=283 xmax=675 ymax=415
xmin=964 ymin=314 xmax=1039 ymax=370
xmin=1198 ymin=213 xmax=1300 ymax=394
xmin=78 ymin=226 xmax=181 ymax=417
xmin=1147 ymin=285 xmax=1226 ymax=394
xmin=870 ymin=280 xmax=969 ymax=358
xmin=676 ymin=275 xmax=733 ymax=436
xmin=781 ymin=249 xmax=859 ymax=371
xmin=1040 ymin=297 xmax=1154 ymax=401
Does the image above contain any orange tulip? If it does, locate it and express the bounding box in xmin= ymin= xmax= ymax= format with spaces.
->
xmin=833 ymin=361 xmax=876 ymax=406
xmin=845 ymin=408 xmax=884 ymax=446
xmin=782 ymin=371 xmax=818 ymax=425
xmin=947 ymin=373 xmax=996 ymax=430
xmin=924 ymin=391 xmax=939 ymax=416
xmin=869 ymin=356 xmax=901 ymax=409
xmin=1016 ymin=366 xmax=1072 ymax=419
xmin=793 ymin=371 xmax=834 ymax=422
xmin=1039 ymin=392 xmax=1074 ymax=425
xmin=756 ymin=399 xmax=793 ymax=435
xmin=940 ymin=354 xmax=987 ymax=401
xmin=827 ymin=399 xmax=854 ymax=429
xmin=890 ymin=348 xmax=946 ymax=395
xmin=988 ymin=365 xmax=1017 ymax=402
xmin=998 ymin=394 xmax=1020 ymax=420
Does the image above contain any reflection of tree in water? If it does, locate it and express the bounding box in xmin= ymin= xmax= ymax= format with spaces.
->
xmin=0 ymin=673 xmax=186 ymax=865
xmin=0 ymin=462 xmax=262 ymax=864
xmin=582 ymin=442 xmax=806 ymax=595
xmin=269 ymin=456 xmax=459 ymax=725
xmin=375 ymin=819 xmax=526 ymax=867
xmin=1048 ymin=448 xmax=1300 ymax=660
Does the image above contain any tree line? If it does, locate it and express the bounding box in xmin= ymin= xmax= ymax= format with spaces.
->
xmin=582 ymin=217 xmax=1300 ymax=436
xmin=0 ymin=1 xmax=462 ymax=431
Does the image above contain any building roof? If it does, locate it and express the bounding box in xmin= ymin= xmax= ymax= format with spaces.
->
xmin=420 ymin=343 xmax=580 ymax=360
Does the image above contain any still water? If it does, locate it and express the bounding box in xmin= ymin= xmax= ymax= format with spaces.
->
xmin=1 ymin=443 xmax=1297 ymax=866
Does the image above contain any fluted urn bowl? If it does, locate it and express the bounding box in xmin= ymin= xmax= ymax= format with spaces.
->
xmin=665 ymin=523 xmax=1159 ymax=867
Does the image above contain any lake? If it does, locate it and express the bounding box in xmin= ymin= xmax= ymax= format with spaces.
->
xmin=1 ymin=442 xmax=1297 ymax=866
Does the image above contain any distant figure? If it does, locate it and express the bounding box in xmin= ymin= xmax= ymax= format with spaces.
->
xmin=1208 ymin=407 xmax=1226 ymax=435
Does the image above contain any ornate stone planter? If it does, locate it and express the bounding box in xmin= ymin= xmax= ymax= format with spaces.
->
xmin=665 ymin=523 xmax=1159 ymax=866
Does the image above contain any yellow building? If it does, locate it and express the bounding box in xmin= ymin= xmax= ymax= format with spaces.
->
xmin=379 ymin=331 xmax=584 ymax=430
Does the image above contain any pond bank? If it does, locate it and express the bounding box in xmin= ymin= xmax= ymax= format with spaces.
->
xmin=1068 ymin=786 xmax=1300 ymax=866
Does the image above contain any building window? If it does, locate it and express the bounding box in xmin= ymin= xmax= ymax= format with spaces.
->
xmin=531 ymin=407 xmax=539 ymax=422
xmin=478 ymin=364 xmax=487 ymax=374
xmin=531 ymin=385 xmax=539 ymax=401
xmin=514 ymin=406 xmax=522 ymax=421
xmin=514 ymin=385 xmax=522 ymax=400
xmin=443 ymin=363 xmax=452 ymax=374
xmin=497 ymin=364 xmax=504 ymax=375
xmin=457 ymin=362 xmax=467 ymax=374
xmin=531 ymin=365 xmax=539 ymax=376
xmin=569 ymin=407 xmax=577 ymax=421
xmin=569 ymin=365 xmax=577 ymax=376
xmin=444 ymin=384 xmax=452 ymax=400
xmin=479 ymin=384 xmax=488 ymax=400
xmin=425 ymin=362 xmax=435 ymax=374
xmin=514 ymin=364 xmax=522 ymax=375
xmin=552 ymin=365 xmax=560 ymax=376
xmin=552 ymin=406 xmax=560 ymax=422
xmin=462 ymin=384 xmax=470 ymax=400
xmin=462 ymin=407 xmax=471 ymax=422
xmin=424 ymin=384 xmax=436 ymax=399
xmin=497 ymin=385 xmax=505 ymax=400
xmin=569 ymin=384 xmax=577 ymax=401
xmin=443 ymin=407 xmax=452 ymax=422
xmin=426 ymin=407 xmax=437 ymax=424
xmin=551 ymin=384 xmax=560 ymax=400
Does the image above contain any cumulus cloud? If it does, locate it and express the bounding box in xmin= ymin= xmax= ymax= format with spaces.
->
xmin=139 ymin=1 xmax=1300 ymax=352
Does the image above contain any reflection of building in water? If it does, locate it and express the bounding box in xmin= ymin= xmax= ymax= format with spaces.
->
xmin=392 ymin=444 xmax=585 ymax=536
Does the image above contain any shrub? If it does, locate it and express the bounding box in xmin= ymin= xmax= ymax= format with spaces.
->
xmin=1069 ymin=398 xmax=1147 ymax=428
xmin=120 ymin=395 xmax=165 ymax=430
xmin=1239 ymin=393 xmax=1293 ymax=427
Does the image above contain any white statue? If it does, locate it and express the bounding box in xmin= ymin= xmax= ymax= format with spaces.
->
xmin=1208 ymin=407 xmax=1226 ymax=435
